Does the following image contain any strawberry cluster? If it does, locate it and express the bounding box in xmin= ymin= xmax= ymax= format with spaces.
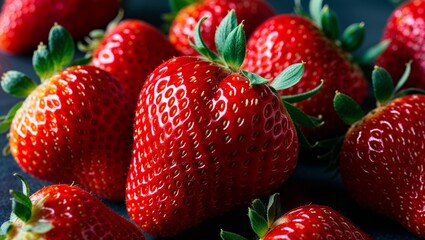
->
xmin=0 ymin=0 xmax=424 ymax=239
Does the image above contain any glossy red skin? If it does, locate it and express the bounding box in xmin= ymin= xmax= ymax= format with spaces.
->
xmin=242 ymin=15 xmax=368 ymax=140
xmin=7 ymin=185 xmax=144 ymax=239
xmin=265 ymin=205 xmax=371 ymax=240
xmin=340 ymin=95 xmax=425 ymax=237
xmin=169 ymin=0 xmax=275 ymax=56
xmin=126 ymin=56 xmax=299 ymax=237
xmin=9 ymin=65 xmax=133 ymax=200
xmin=376 ymin=0 xmax=425 ymax=89
xmin=91 ymin=19 xmax=180 ymax=108
xmin=0 ymin=0 xmax=120 ymax=55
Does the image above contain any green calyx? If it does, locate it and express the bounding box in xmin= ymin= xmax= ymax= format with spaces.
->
xmin=162 ymin=0 xmax=199 ymax=30
xmin=0 ymin=174 xmax=53 ymax=239
xmin=221 ymin=193 xmax=282 ymax=240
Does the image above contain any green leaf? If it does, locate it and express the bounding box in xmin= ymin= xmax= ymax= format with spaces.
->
xmin=309 ymin=0 xmax=324 ymax=27
xmin=1 ymin=71 xmax=37 ymax=98
xmin=355 ymin=40 xmax=390 ymax=64
xmin=281 ymin=80 xmax=323 ymax=103
xmin=283 ymin=101 xmax=323 ymax=128
xmin=294 ymin=0 xmax=309 ymax=17
xmin=252 ymin=199 xmax=266 ymax=219
xmin=23 ymin=222 xmax=53 ymax=234
xmin=169 ymin=0 xmax=197 ymax=13
xmin=241 ymin=70 xmax=269 ymax=86
xmin=220 ymin=230 xmax=249 ymax=240
xmin=266 ymin=193 xmax=282 ymax=227
xmin=248 ymin=208 xmax=268 ymax=238
xmin=320 ymin=5 xmax=339 ymax=40
xmin=0 ymin=221 xmax=12 ymax=235
xmin=270 ymin=63 xmax=304 ymax=91
xmin=189 ymin=17 xmax=219 ymax=61
xmin=14 ymin=173 xmax=30 ymax=197
xmin=341 ymin=22 xmax=365 ymax=52
xmin=48 ymin=24 xmax=75 ymax=70
xmin=394 ymin=61 xmax=412 ymax=93
xmin=333 ymin=92 xmax=364 ymax=125
xmin=0 ymin=101 xmax=23 ymax=134
xmin=372 ymin=66 xmax=394 ymax=105
xmin=11 ymin=191 xmax=32 ymax=222
xmin=222 ymin=24 xmax=246 ymax=71
xmin=215 ymin=10 xmax=238 ymax=58
xmin=395 ymin=88 xmax=425 ymax=98
xmin=33 ymin=44 xmax=55 ymax=80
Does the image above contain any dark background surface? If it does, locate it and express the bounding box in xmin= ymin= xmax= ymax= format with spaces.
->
xmin=0 ymin=0 xmax=422 ymax=239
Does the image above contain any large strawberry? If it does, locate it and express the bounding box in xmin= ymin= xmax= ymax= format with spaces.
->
xmin=221 ymin=193 xmax=371 ymax=240
xmin=126 ymin=11 xmax=323 ymax=237
xmin=376 ymin=0 xmax=425 ymax=90
xmin=0 ymin=25 xmax=133 ymax=200
xmin=242 ymin=0 xmax=379 ymax=140
xmin=167 ymin=0 xmax=276 ymax=56
xmin=333 ymin=63 xmax=425 ymax=237
xmin=0 ymin=174 xmax=144 ymax=240
xmin=0 ymin=0 xmax=120 ymax=55
xmin=80 ymin=17 xmax=180 ymax=108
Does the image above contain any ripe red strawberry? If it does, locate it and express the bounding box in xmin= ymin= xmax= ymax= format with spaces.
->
xmin=376 ymin=0 xmax=425 ymax=89
xmin=334 ymin=64 xmax=425 ymax=237
xmin=0 ymin=0 xmax=120 ymax=55
xmin=82 ymin=19 xmax=180 ymax=108
xmin=221 ymin=193 xmax=371 ymax=240
xmin=242 ymin=2 xmax=370 ymax=140
xmin=0 ymin=25 xmax=133 ymax=200
xmin=126 ymin=11 xmax=322 ymax=237
xmin=0 ymin=175 xmax=144 ymax=239
xmin=168 ymin=0 xmax=275 ymax=56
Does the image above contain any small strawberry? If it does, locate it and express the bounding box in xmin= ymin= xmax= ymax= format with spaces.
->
xmin=126 ymin=11 xmax=323 ymax=237
xmin=0 ymin=0 xmax=120 ymax=55
xmin=167 ymin=0 xmax=276 ymax=56
xmin=242 ymin=0 xmax=388 ymax=140
xmin=221 ymin=193 xmax=371 ymax=240
xmin=0 ymin=25 xmax=133 ymax=200
xmin=80 ymin=16 xmax=180 ymax=108
xmin=333 ymin=63 xmax=425 ymax=237
xmin=0 ymin=174 xmax=144 ymax=240
xmin=376 ymin=0 xmax=425 ymax=89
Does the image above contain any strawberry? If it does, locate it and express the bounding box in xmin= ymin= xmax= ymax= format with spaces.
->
xmin=0 ymin=0 xmax=120 ymax=55
xmin=333 ymin=63 xmax=425 ymax=237
xmin=242 ymin=0 xmax=376 ymax=140
xmin=0 ymin=174 xmax=144 ymax=240
xmin=80 ymin=17 xmax=180 ymax=108
xmin=0 ymin=25 xmax=133 ymax=200
xmin=376 ymin=0 xmax=425 ymax=89
xmin=167 ymin=0 xmax=276 ymax=56
xmin=221 ymin=193 xmax=371 ymax=240
xmin=126 ymin=11 xmax=323 ymax=237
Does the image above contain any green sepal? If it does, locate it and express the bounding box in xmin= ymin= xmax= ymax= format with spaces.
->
xmin=70 ymin=55 xmax=93 ymax=67
xmin=22 ymin=222 xmax=53 ymax=234
xmin=317 ymin=136 xmax=345 ymax=174
xmin=215 ymin=10 xmax=238 ymax=58
xmin=295 ymin=124 xmax=316 ymax=150
xmin=294 ymin=0 xmax=309 ymax=18
xmin=1 ymin=71 xmax=37 ymax=98
xmin=333 ymin=92 xmax=364 ymax=125
xmin=252 ymin=199 xmax=266 ymax=219
xmin=169 ymin=0 xmax=197 ymax=14
xmin=266 ymin=193 xmax=282 ymax=227
xmin=395 ymin=88 xmax=425 ymax=98
xmin=283 ymin=101 xmax=323 ymax=128
xmin=270 ymin=63 xmax=304 ymax=91
xmin=372 ymin=66 xmax=395 ymax=105
xmin=220 ymin=230 xmax=249 ymax=240
xmin=11 ymin=190 xmax=32 ymax=222
xmin=248 ymin=208 xmax=268 ymax=238
xmin=281 ymin=80 xmax=323 ymax=103
xmin=189 ymin=17 xmax=219 ymax=62
xmin=0 ymin=101 xmax=23 ymax=134
xmin=309 ymin=0 xmax=324 ymax=27
xmin=222 ymin=24 xmax=246 ymax=71
xmin=394 ymin=61 xmax=412 ymax=93
xmin=2 ymin=144 xmax=10 ymax=156
xmin=0 ymin=221 xmax=12 ymax=236
xmin=14 ymin=173 xmax=30 ymax=197
xmin=241 ymin=70 xmax=269 ymax=86
xmin=355 ymin=40 xmax=390 ymax=64
xmin=320 ymin=5 xmax=339 ymax=40
xmin=48 ymin=24 xmax=75 ymax=71
xmin=341 ymin=22 xmax=365 ymax=52
xmin=33 ymin=44 xmax=55 ymax=81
